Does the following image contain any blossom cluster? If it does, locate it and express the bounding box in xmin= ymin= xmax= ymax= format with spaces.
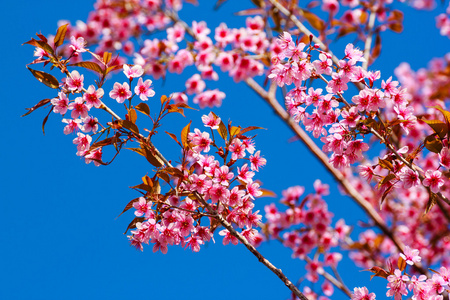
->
xmin=48 ymin=58 xmax=155 ymax=166
xmin=263 ymin=180 xmax=351 ymax=299
xmin=128 ymin=112 xmax=267 ymax=252
xmin=352 ymin=247 xmax=450 ymax=300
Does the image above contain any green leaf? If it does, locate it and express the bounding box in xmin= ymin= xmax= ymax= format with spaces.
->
xmin=27 ymin=67 xmax=59 ymax=89
xmin=54 ymin=23 xmax=69 ymax=49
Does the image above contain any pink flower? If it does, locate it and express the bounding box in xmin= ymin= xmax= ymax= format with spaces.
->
xmin=83 ymin=85 xmax=104 ymax=109
xmin=73 ymin=132 xmax=92 ymax=156
xmin=62 ymin=118 xmax=81 ymax=135
xmin=219 ymin=229 xmax=239 ymax=245
xmin=66 ymin=70 xmax=84 ymax=92
xmin=249 ymin=150 xmax=267 ymax=171
xmin=185 ymin=74 xmax=206 ymax=95
xmin=439 ymin=147 xmax=450 ymax=168
xmin=85 ymin=147 xmax=103 ymax=166
xmin=51 ymin=92 xmax=69 ymax=115
xmin=134 ymin=77 xmax=155 ymax=101
xmin=81 ymin=116 xmax=98 ymax=133
xmin=351 ymin=287 xmax=376 ymax=300
xmin=68 ymin=97 xmax=89 ymax=119
xmin=123 ymin=64 xmax=144 ymax=78
xmin=422 ymin=170 xmax=445 ymax=193
xmin=189 ymin=129 xmax=212 ymax=153
xmin=109 ymin=82 xmax=132 ymax=103
xmin=399 ymin=169 xmax=420 ymax=189
xmin=201 ymin=112 xmax=221 ymax=129
xmin=344 ymin=44 xmax=365 ymax=64
xmin=400 ymin=246 xmax=421 ymax=265
xmin=386 ymin=269 xmax=409 ymax=300
xmin=70 ymin=36 xmax=87 ymax=54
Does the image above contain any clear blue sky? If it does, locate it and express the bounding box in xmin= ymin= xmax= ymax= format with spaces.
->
xmin=2 ymin=1 xmax=450 ymax=299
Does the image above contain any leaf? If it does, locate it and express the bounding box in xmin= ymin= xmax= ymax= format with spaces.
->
xmin=397 ymin=256 xmax=407 ymax=272
xmin=22 ymin=98 xmax=51 ymax=117
xmin=131 ymin=183 xmax=153 ymax=193
xmin=367 ymin=266 xmax=389 ymax=280
xmin=388 ymin=22 xmax=403 ymax=33
xmin=141 ymin=144 xmax=165 ymax=167
xmin=259 ymin=188 xmax=277 ymax=198
xmin=157 ymin=172 xmax=171 ymax=184
xmin=24 ymin=38 xmax=55 ymax=56
xmin=337 ymin=26 xmax=357 ymax=39
xmin=378 ymin=158 xmax=394 ymax=172
xmin=427 ymin=105 xmax=450 ymax=138
xmin=69 ymin=61 xmax=104 ymax=74
xmin=27 ymin=67 xmax=59 ymax=89
xmin=218 ymin=121 xmax=228 ymax=141
xmin=370 ymin=34 xmax=381 ymax=65
xmin=54 ymin=23 xmax=69 ymax=49
xmin=103 ymin=52 xmax=112 ymax=64
xmin=142 ymin=175 xmax=153 ymax=188
xmin=161 ymin=95 xmax=170 ymax=105
xmin=167 ymin=105 xmax=185 ymax=117
xmin=128 ymin=108 xmax=137 ymax=124
xmin=424 ymin=134 xmax=443 ymax=153
xmin=116 ymin=197 xmax=140 ymax=218
xmin=128 ymin=146 xmax=164 ymax=167
xmin=42 ymin=108 xmax=52 ymax=135
xmin=105 ymin=64 xmax=123 ymax=75
xmin=181 ymin=121 xmax=192 ymax=148
xmin=162 ymin=167 xmax=184 ymax=177
xmin=176 ymin=103 xmax=197 ymax=111
xmin=135 ymin=102 xmax=150 ymax=116
xmin=239 ymin=126 xmax=265 ymax=135
xmin=424 ymin=192 xmax=437 ymax=215
xmin=90 ymin=137 xmax=118 ymax=150
xmin=380 ymin=173 xmax=397 ymax=185
xmin=118 ymin=120 xmax=139 ymax=135
xmin=230 ymin=126 xmax=241 ymax=137
xmin=380 ymin=182 xmax=395 ymax=207
xmin=165 ymin=131 xmax=182 ymax=147
xmin=124 ymin=217 xmax=145 ymax=234
xmin=302 ymin=10 xmax=325 ymax=31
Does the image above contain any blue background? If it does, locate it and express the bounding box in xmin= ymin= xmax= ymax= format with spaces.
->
xmin=2 ymin=0 xmax=450 ymax=299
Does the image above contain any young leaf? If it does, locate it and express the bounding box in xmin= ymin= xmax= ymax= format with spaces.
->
xmin=218 ymin=121 xmax=228 ymax=141
xmin=69 ymin=61 xmax=104 ymax=74
xmin=54 ymin=23 xmax=69 ymax=49
xmin=135 ymin=102 xmax=150 ymax=116
xmin=301 ymin=10 xmax=325 ymax=31
xmin=424 ymin=134 xmax=443 ymax=153
xmin=103 ymin=52 xmax=112 ymax=64
xmin=27 ymin=67 xmax=59 ymax=89
xmin=128 ymin=108 xmax=138 ymax=124
xmin=118 ymin=120 xmax=139 ymax=135
xmin=424 ymin=192 xmax=437 ymax=215
xmin=124 ymin=217 xmax=145 ymax=234
xmin=397 ymin=256 xmax=407 ymax=272
xmin=165 ymin=131 xmax=182 ymax=147
xmin=22 ymin=98 xmax=51 ymax=117
xmin=116 ymin=197 xmax=140 ymax=218
xmin=181 ymin=121 xmax=192 ymax=148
